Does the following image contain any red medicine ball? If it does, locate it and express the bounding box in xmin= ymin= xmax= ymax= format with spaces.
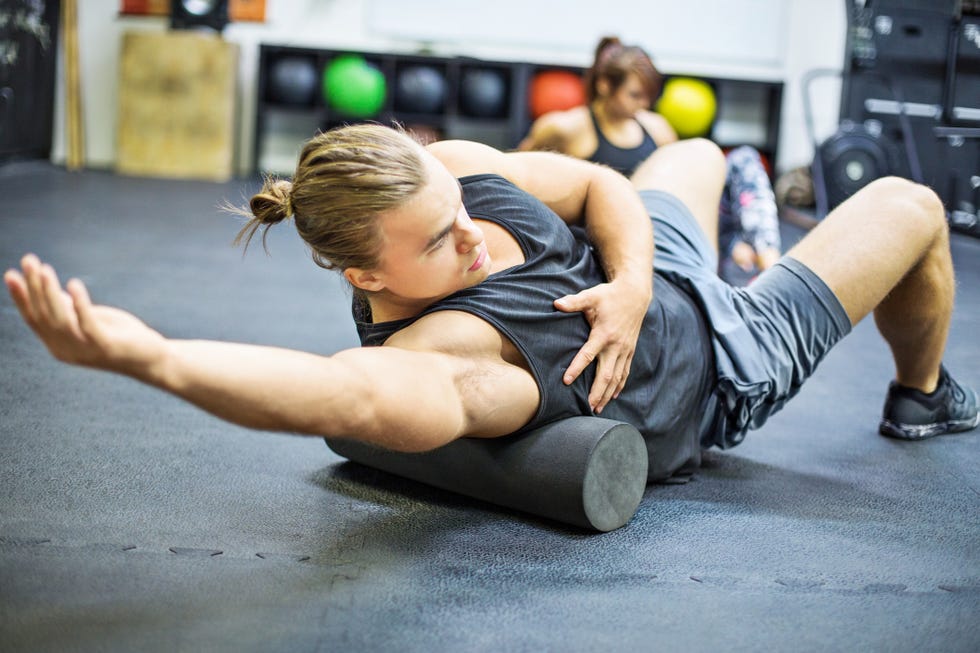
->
xmin=529 ymin=70 xmax=586 ymax=119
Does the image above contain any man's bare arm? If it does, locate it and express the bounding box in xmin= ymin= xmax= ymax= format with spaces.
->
xmin=4 ymin=255 xmax=536 ymax=452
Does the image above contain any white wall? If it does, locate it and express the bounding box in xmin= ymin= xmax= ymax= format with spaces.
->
xmin=53 ymin=0 xmax=846 ymax=175
xmin=777 ymin=1 xmax=848 ymax=172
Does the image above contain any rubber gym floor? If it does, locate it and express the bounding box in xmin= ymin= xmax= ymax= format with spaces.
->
xmin=1 ymin=161 xmax=978 ymax=652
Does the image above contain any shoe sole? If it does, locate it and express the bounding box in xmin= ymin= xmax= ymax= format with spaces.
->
xmin=879 ymin=412 xmax=980 ymax=440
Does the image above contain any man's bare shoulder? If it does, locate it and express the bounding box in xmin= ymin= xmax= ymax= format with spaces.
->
xmin=386 ymin=310 xmax=514 ymax=360
xmin=386 ymin=310 xmax=534 ymax=377
xmin=426 ymin=139 xmax=518 ymax=179
xmin=384 ymin=310 xmax=540 ymax=433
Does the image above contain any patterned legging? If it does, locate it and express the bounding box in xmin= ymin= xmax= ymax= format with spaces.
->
xmin=718 ymin=146 xmax=781 ymax=260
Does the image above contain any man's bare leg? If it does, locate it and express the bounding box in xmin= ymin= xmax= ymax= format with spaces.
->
xmin=776 ymin=177 xmax=980 ymax=440
xmin=789 ymin=176 xmax=978 ymax=438
xmin=629 ymin=138 xmax=727 ymax=253
xmin=785 ymin=176 xmax=952 ymax=393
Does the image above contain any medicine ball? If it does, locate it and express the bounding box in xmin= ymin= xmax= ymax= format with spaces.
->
xmin=395 ymin=65 xmax=448 ymax=114
xmin=528 ymin=70 xmax=586 ymax=119
xmin=322 ymin=55 xmax=386 ymax=118
xmin=460 ymin=68 xmax=508 ymax=118
xmin=656 ymin=77 xmax=717 ymax=139
xmin=268 ymin=57 xmax=318 ymax=105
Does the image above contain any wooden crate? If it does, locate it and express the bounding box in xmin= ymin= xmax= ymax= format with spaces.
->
xmin=116 ymin=31 xmax=238 ymax=181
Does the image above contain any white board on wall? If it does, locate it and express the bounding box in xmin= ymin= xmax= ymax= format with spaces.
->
xmin=368 ymin=0 xmax=787 ymax=69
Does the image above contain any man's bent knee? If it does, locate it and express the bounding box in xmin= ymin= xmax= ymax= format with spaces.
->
xmin=678 ymin=138 xmax=726 ymax=170
xmin=633 ymin=138 xmax=723 ymax=172
xmin=860 ymin=177 xmax=943 ymax=217
xmin=630 ymin=138 xmax=725 ymax=192
xmin=855 ymin=176 xmax=946 ymax=241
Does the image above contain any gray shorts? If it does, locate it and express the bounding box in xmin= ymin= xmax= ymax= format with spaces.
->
xmin=640 ymin=190 xmax=853 ymax=448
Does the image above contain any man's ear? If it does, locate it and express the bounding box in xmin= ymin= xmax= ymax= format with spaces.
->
xmin=343 ymin=267 xmax=385 ymax=293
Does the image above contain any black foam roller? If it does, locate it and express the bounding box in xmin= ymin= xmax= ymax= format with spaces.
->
xmin=325 ymin=416 xmax=648 ymax=531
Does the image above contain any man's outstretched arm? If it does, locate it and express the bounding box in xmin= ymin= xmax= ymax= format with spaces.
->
xmin=4 ymin=254 xmax=535 ymax=452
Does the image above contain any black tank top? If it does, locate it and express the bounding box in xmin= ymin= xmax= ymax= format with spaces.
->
xmin=586 ymin=108 xmax=658 ymax=177
xmin=354 ymin=174 xmax=713 ymax=480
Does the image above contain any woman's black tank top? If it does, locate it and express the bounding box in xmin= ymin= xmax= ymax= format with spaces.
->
xmin=586 ymin=109 xmax=658 ymax=177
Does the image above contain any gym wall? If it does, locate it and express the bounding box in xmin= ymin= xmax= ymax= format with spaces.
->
xmin=50 ymin=0 xmax=846 ymax=176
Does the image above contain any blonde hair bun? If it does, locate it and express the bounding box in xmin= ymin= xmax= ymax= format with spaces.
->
xmin=249 ymin=178 xmax=294 ymax=225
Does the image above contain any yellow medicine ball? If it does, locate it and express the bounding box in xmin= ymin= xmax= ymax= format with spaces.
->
xmin=656 ymin=77 xmax=717 ymax=139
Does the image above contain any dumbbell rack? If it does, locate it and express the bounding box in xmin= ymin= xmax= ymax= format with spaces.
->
xmin=253 ymin=44 xmax=785 ymax=176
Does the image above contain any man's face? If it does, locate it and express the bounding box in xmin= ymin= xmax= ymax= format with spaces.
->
xmin=368 ymin=150 xmax=491 ymax=305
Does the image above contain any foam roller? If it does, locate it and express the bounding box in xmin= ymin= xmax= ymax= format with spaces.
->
xmin=325 ymin=416 xmax=648 ymax=531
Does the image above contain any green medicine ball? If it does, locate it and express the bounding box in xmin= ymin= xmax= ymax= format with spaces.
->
xmin=322 ymin=55 xmax=386 ymax=118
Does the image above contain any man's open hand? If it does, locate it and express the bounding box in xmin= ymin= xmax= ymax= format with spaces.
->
xmin=554 ymin=279 xmax=650 ymax=414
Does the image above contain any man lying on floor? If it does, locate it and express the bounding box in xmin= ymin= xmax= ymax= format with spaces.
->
xmin=5 ymin=125 xmax=978 ymax=490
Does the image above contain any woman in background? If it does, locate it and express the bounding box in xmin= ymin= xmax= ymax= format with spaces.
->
xmin=520 ymin=36 xmax=781 ymax=282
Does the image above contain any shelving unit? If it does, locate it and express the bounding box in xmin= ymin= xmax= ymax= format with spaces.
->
xmin=253 ymin=44 xmax=784 ymax=175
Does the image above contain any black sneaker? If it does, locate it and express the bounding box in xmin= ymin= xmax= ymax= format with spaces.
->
xmin=879 ymin=366 xmax=980 ymax=440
